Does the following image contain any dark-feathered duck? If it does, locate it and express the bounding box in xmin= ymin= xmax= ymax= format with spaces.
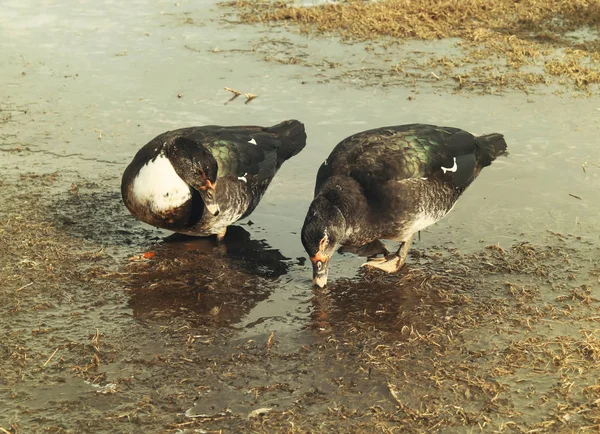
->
xmin=301 ymin=123 xmax=508 ymax=287
xmin=122 ymin=120 xmax=306 ymax=239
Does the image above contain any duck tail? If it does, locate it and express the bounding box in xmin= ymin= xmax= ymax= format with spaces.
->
xmin=474 ymin=133 xmax=508 ymax=167
xmin=268 ymin=120 xmax=307 ymax=163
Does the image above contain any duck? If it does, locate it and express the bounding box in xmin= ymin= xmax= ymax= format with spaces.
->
xmin=122 ymin=120 xmax=306 ymax=239
xmin=301 ymin=123 xmax=508 ymax=288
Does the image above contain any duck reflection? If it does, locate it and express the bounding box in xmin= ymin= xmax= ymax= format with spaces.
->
xmin=125 ymin=225 xmax=290 ymax=326
xmin=161 ymin=225 xmax=290 ymax=278
xmin=308 ymin=260 xmax=466 ymax=337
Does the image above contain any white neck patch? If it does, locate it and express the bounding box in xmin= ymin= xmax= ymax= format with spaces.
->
xmin=132 ymin=154 xmax=192 ymax=212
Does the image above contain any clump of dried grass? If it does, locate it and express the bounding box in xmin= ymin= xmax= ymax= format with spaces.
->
xmin=545 ymin=58 xmax=600 ymax=88
xmin=226 ymin=0 xmax=600 ymax=92
xmin=232 ymin=0 xmax=600 ymax=41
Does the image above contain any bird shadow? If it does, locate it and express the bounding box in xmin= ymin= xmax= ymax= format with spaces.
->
xmin=122 ymin=225 xmax=292 ymax=327
xmin=47 ymin=186 xmax=293 ymax=327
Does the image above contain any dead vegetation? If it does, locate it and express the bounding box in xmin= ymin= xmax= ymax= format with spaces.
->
xmin=224 ymin=0 xmax=600 ymax=94
xmin=224 ymin=86 xmax=258 ymax=104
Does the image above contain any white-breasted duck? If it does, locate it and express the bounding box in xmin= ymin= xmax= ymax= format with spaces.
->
xmin=122 ymin=120 xmax=306 ymax=239
xmin=301 ymin=123 xmax=508 ymax=288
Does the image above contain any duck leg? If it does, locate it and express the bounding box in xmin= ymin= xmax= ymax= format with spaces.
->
xmin=361 ymin=234 xmax=414 ymax=273
xmin=338 ymin=239 xmax=389 ymax=258
xmin=216 ymin=227 xmax=227 ymax=242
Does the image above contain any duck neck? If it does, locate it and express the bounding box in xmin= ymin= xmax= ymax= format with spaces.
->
xmin=318 ymin=176 xmax=369 ymax=234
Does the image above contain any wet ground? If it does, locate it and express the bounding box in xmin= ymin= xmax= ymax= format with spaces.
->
xmin=2 ymin=0 xmax=600 ymax=433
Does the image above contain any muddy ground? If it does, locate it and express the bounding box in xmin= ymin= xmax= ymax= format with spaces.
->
xmin=2 ymin=0 xmax=600 ymax=433
xmin=2 ymin=164 xmax=600 ymax=433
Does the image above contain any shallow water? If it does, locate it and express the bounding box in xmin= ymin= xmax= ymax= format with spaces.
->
xmin=2 ymin=0 xmax=600 ymax=432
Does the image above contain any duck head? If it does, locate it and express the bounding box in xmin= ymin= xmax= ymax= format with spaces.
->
xmin=168 ymin=137 xmax=220 ymax=216
xmin=301 ymin=196 xmax=346 ymax=288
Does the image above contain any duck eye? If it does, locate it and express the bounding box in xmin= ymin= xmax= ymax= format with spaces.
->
xmin=316 ymin=261 xmax=322 ymax=271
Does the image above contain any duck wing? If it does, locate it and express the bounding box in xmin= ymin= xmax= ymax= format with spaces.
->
xmin=185 ymin=121 xmax=305 ymax=183
xmin=318 ymin=124 xmax=506 ymax=194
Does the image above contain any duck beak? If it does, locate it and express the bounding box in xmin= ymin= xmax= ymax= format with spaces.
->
xmin=199 ymin=182 xmax=220 ymax=216
xmin=311 ymin=255 xmax=331 ymax=288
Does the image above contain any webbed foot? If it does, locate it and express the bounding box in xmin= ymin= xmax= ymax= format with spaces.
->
xmin=360 ymin=235 xmax=414 ymax=274
xmin=361 ymin=255 xmax=403 ymax=273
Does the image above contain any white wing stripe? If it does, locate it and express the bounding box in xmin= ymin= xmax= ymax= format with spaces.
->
xmin=441 ymin=157 xmax=458 ymax=174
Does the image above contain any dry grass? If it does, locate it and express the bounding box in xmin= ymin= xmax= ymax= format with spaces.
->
xmin=225 ymin=0 xmax=600 ymax=93
xmin=232 ymin=0 xmax=600 ymax=41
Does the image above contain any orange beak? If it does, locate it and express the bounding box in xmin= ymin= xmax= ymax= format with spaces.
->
xmin=198 ymin=180 xmax=219 ymax=216
xmin=310 ymin=252 xmax=331 ymax=288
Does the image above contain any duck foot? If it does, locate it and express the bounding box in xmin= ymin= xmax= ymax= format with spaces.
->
xmin=361 ymin=255 xmax=403 ymax=273
xmin=360 ymin=234 xmax=414 ymax=274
